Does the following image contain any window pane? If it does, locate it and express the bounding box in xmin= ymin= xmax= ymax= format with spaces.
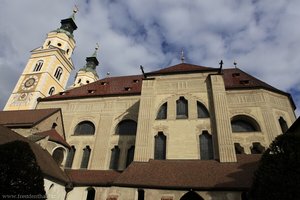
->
xmin=109 ymin=146 xmax=120 ymax=170
xmin=126 ymin=146 xmax=135 ymax=167
xmin=138 ymin=189 xmax=145 ymax=200
xmin=65 ymin=146 xmax=76 ymax=168
xmin=232 ymin=120 xmax=256 ymax=132
xmin=52 ymin=147 xmax=64 ymax=166
xmin=176 ymin=97 xmax=188 ymax=119
xmin=116 ymin=120 xmax=137 ymax=135
xmin=154 ymin=132 xmax=166 ymax=160
xmin=200 ymin=131 xmax=213 ymax=160
xmin=74 ymin=121 xmax=95 ymax=135
xmin=156 ymin=102 xmax=167 ymax=119
xmin=234 ymin=143 xmax=245 ymax=154
xmin=251 ymin=142 xmax=265 ymax=154
xmin=86 ymin=188 xmax=95 ymax=200
xmin=80 ymin=146 xmax=91 ymax=169
xmin=279 ymin=117 xmax=288 ymax=133
xmin=231 ymin=116 xmax=260 ymax=132
xmin=197 ymin=101 xmax=209 ymax=118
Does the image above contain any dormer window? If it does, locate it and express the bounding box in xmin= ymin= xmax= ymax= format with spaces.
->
xmin=240 ymin=80 xmax=250 ymax=85
xmin=125 ymin=87 xmax=131 ymax=91
xmin=101 ymin=82 xmax=108 ymax=85
xmin=232 ymin=73 xmax=240 ymax=77
xmin=88 ymin=90 xmax=96 ymax=94
xmin=133 ymin=79 xmax=139 ymax=83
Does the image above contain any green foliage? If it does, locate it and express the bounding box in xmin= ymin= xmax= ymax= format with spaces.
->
xmin=249 ymin=133 xmax=300 ymax=200
xmin=0 ymin=140 xmax=46 ymax=199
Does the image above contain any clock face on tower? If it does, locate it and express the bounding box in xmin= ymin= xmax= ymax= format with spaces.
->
xmin=24 ymin=78 xmax=35 ymax=87
xmin=22 ymin=75 xmax=38 ymax=91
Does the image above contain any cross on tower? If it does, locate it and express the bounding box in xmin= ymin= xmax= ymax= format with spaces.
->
xmin=181 ymin=49 xmax=185 ymax=63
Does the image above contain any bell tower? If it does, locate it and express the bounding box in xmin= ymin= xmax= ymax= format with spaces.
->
xmin=4 ymin=9 xmax=78 ymax=111
xmin=72 ymin=44 xmax=100 ymax=88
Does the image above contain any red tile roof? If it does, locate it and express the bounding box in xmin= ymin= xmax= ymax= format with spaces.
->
xmin=34 ymin=129 xmax=70 ymax=148
xmin=223 ymin=68 xmax=281 ymax=91
xmin=39 ymin=63 xmax=294 ymax=108
xmin=0 ymin=125 xmax=70 ymax=183
xmin=146 ymin=63 xmax=217 ymax=75
xmin=0 ymin=109 xmax=60 ymax=128
xmin=114 ymin=155 xmax=260 ymax=190
xmin=40 ymin=75 xmax=143 ymax=101
xmin=65 ymin=169 xmax=121 ymax=186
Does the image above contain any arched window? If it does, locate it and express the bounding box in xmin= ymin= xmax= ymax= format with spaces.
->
xmin=234 ymin=143 xmax=245 ymax=154
xmin=86 ymin=187 xmax=95 ymax=200
xmin=176 ymin=96 xmax=188 ymax=119
xmin=54 ymin=67 xmax=63 ymax=81
xmin=279 ymin=117 xmax=288 ymax=133
xmin=48 ymin=87 xmax=55 ymax=96
xmin=109 ymin=146 xmax=120 ymax=170
xmin=180 ymin=191 xmax=204 ymax=200
xmin=126 ymin=146 xmax=135 ymax=167
xmin=65 ymin=146 xmax=76 ymax=168
xmin=52 ymin=147 xmax=65 ymax=166
xmin=116 ymin=120 xmax=137 ymax=135
xmin=251 ymin=142 xmax=265 ymax=154
xmin=200 ymin=131 xmax=213 ymax=160
xmin=33 ymin=60 xmax=43 ymax=72
xmin=197 ymin=101 xmax=209 ymax=118
xmin=156 ymin=102 xmax=167 ymax=120
xmin=80 ymin=146 xmax=91 ymax=169
xmin=74 ymin=121 xmax=95 ymax=135
xmin=154 ymin=132 xmax=166 ymax=160
xmin=138 ymin=189 xmax=145 ymax=200
xmin=231 ymin=115 xmax=260 ymax=132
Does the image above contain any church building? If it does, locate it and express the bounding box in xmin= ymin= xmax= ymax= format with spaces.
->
xmin=0 ymin=9 xmax=297 ymax=200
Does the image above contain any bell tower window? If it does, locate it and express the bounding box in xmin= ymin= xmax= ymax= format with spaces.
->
xmin=54 ymin=67 xmax=63 ymax=81
xmin=33 ymin=60 xmax=43 ymax=72
xmin=48 ymin=87 xmax=55 ymax=96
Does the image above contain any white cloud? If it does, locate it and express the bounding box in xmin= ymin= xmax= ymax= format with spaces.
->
xmin=0 ymin=0 xmax=299 ymax=116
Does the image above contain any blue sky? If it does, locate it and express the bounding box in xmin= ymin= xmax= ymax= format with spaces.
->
xmin=0 ymin=0 xmax=299 ymax=116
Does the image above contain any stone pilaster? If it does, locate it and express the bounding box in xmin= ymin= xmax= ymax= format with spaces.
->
xmin=134 ymin=79 xmax=156 ymax=161
xmin=209 ymin=74 xmax=237 ymax=162
xmin=91 ymin=114 xmax=113 ymax=169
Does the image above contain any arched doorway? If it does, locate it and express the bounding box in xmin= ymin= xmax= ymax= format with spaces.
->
xmin=180 ymin=191 xmax=204 ymax=200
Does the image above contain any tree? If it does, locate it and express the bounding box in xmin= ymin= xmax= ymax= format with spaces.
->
xmin=0 ymin=140 xmax=46 ymax=199
xmin=249 ymin=133 xmax=300 ymax=200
